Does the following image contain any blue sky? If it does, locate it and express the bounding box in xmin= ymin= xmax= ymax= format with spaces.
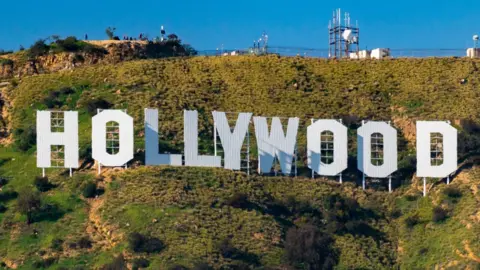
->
xmin=0 ymin=0 xmax=478 ymax=51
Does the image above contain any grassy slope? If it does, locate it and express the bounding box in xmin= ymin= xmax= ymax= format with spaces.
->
xmin=0 ymin=56 xmax=479 ymax=269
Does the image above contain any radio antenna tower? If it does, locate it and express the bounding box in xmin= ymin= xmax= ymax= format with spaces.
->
xmin=160 ymin=25 xmax=166 ymax=42
xmin=328 ymin=8 xmax=360 ymax=59
xmin=261 ymin=31 xmax=269 ymax=54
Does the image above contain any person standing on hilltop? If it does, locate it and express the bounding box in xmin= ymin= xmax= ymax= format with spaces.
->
xmin=85 ymin=34 xmax=88 ymax=40
xmin=139 ymin=33 xmax=143 ymax=40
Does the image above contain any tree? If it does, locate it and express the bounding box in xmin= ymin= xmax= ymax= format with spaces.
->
xmin=167 ymin=34 xmax=178 ymax=41
xmin=183 ymin=44 xmax=198 ymax=56
xmin=28 ymin=39 xmax=49 ymax=58
xmin=105 ymin=27 xmax=116 ymax=40
xmin=17 ymin=188 xmax=41 ymax=224
xmin=285 ymin=224 xmax=337 ymax=270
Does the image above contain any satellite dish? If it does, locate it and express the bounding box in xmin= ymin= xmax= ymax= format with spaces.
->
xmin=474 ymin=35 xmax=479 ymax=41
xmin=342 ymin=29 xmax=353 ymax=42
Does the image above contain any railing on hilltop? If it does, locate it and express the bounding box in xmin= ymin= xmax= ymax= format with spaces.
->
xmin=196 ymin=47 xmax=468 ymax=58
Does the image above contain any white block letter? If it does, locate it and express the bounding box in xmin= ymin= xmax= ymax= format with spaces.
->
xmin=37 ymin=111 xmax=79 ymax=168
xmin=253 ymin=117 xmax=299 ymax=174
xmin=92 ymin=110 xmax=134 ymax=166
xmin=307 ymin=119 xmax=347 ymax=176
xmin=144 ymin=109 xmax=182 ymax=166
xmin=416 ymin=121 xmax=457 ymax=178
xmin=184 ymin=110 xmax=221 ymax=167
xmin=357 ymin=121 xmax=397 ymax=178
xmin=213 ymin=111 xmax=252 ymax=170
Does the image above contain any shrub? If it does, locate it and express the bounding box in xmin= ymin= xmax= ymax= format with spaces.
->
xmin=0 ymin=49 xmax=13 ymax=56
xmin=32 ymin=257 xmax=56 ymax=269
xmin=218 ymin=238 xmax=236 ymax=258
xmin=17 ymin=188 xmax=41 ymax=224
xmin=82 ymin=181 xmax=97 ymax=198
xmin=51 ymin=237 xmax=64 ymax=251
xmin=29 ymin=39 xmax=49 ymax=58
xmin=0 ymin=204 xmax=6 ymax=213
xmin=101 ymin=254 xmax=127 ymax=270
xmin=225 ymin=192 xmax=250 ymax=209
xmin=193 ymin=263 xmax=212 ymax=270
xmin=55 ymin=36 xmax=81 ymax=52
xmin=77 ymin=236 xmax=92 ymax=249
xmin=443 ymin=186 xmax=462 ymax=198
xmin=128 ymin=232 xmax=164 ymax=253
xmin=0 ymin=58 xmax=13 ymax=66
xmin=13 ymin=127 xmax=36 ymax=152
xmin=432 ymin=206 xmax=448 ymax=223
xmin=0 ymin=177 xmax=8 ymax=187
xmin=405 ymin=194 xmax=418 ymax=201
xmin=132 ymin=258 xmax=150 ymax=270
xmin=86 ymin=98 xmax=112 ymax=116
xmin=284 ymin=224 xmax=337 ymax=269
xmin=404 ymin=214 xmax=420 ymax=228
xmin=170 ymin=265 xmax=188 ymax=270
xmin=34 ymin=176 xmax=54 ymax=192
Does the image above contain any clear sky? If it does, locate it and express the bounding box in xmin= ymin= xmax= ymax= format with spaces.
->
xmin=0 ymin=0 xmax=478 ymax=51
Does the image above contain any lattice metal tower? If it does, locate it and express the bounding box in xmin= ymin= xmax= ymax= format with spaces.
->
xmin=328 ymin=9 xmax=360 ymax=59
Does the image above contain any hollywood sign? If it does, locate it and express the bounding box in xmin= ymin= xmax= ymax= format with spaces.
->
xmin=36 ymin=109 xmax=457 ymax=194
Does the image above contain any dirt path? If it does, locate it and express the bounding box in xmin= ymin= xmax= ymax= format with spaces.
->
xmin=86 ymin=196 xmax=121 ymax=250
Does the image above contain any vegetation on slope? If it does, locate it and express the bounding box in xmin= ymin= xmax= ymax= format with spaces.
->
xmin=0 ymin=56 xmax=479 ymax=269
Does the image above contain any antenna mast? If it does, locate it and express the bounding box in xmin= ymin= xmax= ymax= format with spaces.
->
xmin=328 ymin=8 xmax=360 ymax=59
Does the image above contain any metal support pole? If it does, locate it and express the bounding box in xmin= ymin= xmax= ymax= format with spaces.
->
xmin=69 ymin=168 xmax=72 ymax=177
xmin=294 ymin=145 xmax=297 ymax=177
xmin=98 ymin=163 xmax=101 ymax=175
xmin=447 ymin=176 xmax=450 ymax=185
xmin=362 ymin=174 xmax=365 ymax=190
xmin=42 ymin=168 xmax=45 ymax=178
xmin=423 ymin=177 xmax=427 ymax=197
xmin=246 ymin=125 xmax=250 ymax=176
xmin=388 ymin=176 xmax=392 ymax=193
xmin=214 ymin=121 xmax=217 ymax=156
xmin=339 ymin=173 xmax=343 ymax=184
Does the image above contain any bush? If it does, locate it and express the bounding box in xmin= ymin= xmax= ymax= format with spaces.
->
xmin=285 ymin=224 xmax=337 ymax=269
xmin=13 ymin=127 xmax=36 ymax=152
xmin=0 ymin=177 xmax=8 ymax=187
xmin=51 ymin=237 xmax=64 ymax=251
xmin=0 ymin=204 xmax=6 ymax=213
xmin=29 ymin=39 xmax=49 ymax=58
xmin=34 ymin=176 xmax=55 ymax=192
xmin=193 ymin=263 xmax=212 ymax=270
xmin=404 ymin=214 xmax=420 ymax=228
xmin=0 ymin=49 xmax=13 ymax=56
xmin=77 ymin=236 xmax=92 ymax=249
xmin=225 ymin=192 xmax=250 ymax=209
xmin=32 ymin=257 xmax=56 ymax=269
xmin=128 ymin=232 xmax=164 ymax=253
xmin=443 ymin=186 xmax=462 ymax=198
xmin=86 ymin=98 xmax=112 ymax=116
xmin=82 ymin=181 xmax=97 ymax=198
xmin=405 ymin=194 xmax=418 ymax=201
xmin=55 ymin=36 xmax=81 ymax=52
xmin=170 ymin=265 xmax=188 ymax=270
xmin=432 ymin=206 xmax=448 ymax=223
xmin=101 ymin=254 xmax=127 ymax=270
xmin=0 ymin=58 xmax=13 ymax=66
xmin=132 ymin=258 xmax=150 ymax=270
xmin=17 ymin=188 xmax=41 ymax=224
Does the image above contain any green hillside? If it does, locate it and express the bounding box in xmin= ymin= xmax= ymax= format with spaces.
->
xmin=0 ymin=56 xmax=480 ymax=269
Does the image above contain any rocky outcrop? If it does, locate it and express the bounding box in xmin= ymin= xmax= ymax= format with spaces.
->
xmin=0 ymin=40 xmax=183 ymax=79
